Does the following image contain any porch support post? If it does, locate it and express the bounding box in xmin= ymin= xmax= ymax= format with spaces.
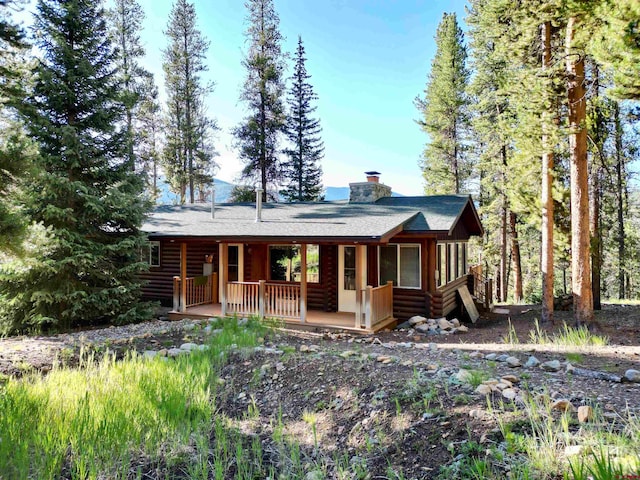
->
xmin=300 ymin=244 xmax=307 ymax=323
xmin=180 ymin=242 xmax=187 ymax=312
xmin=219 ymin=243 xmax=228 ymax=316
xmin=355 ymin=245 xmax=366 ymax=328
xmin=364 ymin=285 xmax=372 ymax=330
xmin=259 ymin=280 xmax=266 ymax=319
xmin=173 ymin=276 xmax=180 ymax=312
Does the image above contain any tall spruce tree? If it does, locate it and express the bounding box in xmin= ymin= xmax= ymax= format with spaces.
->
xmin=281 ymin=36 xmax=323 ymax=202
xmin=0 ymin=0 xmax=150 ymax=333
xmin=234 ymin=0 xmax=286 ymax=201
xmin=0 ymin=0 xmax=31 ymax=254
xmin=138 ymin=76 xmax=163 ymax=201
xmin=162 ymin=0 xmax=216 ymax=204
xmin=108 ymin=0 xmax=151 ymax=171
xmin=416 ymin=12 xmax=470 ymax=195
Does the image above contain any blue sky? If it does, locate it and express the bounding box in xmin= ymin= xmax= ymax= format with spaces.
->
xmin=16 ymin=0 xmax=469 ymax=196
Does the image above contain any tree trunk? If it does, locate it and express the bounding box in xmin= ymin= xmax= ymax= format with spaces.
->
xmin=590 ymin=166 xmax=602 ymax=310
xmin=500 ymin=145 xmax=508 ymax=302
xmin=614 ymin=103 xmax=626 ymax=299
xmin=541 ymin=20 xmax=555 ymax=324
xmin=509 ymin=211 xmax=523 ymax=302
xmin=566 ymin=17 xmax=593 ymax=327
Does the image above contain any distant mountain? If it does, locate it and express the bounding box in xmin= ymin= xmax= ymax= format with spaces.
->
xmin=155 ymin=177 xmax=404 ymax=204
xmin=155 ymin=176 xmax=235 ymax=204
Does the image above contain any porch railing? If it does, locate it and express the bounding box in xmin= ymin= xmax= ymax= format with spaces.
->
xmin=362 ymin=281 xmax=394 ymax=329
xmin=226 ymin=281 xmax=260 ymax=316
xmin=469 ymin=264 xmax=493 ymax=310
xmin=265 ymin=283 xmax=300 ymax=319
xmin=224 ymin=281 xmax=302 ymax=320
xmin=173 ymin=273 xmax=218 ymax=312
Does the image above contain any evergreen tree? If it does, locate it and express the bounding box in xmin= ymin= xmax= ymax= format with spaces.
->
xmin=162 ymin=0 xmax=216 ymax=204
xmin=233 ymin=0 xmax=286 ymax=201
xmin=0 ymin=0 xmax=150 ymax=333
xmin=0 ymin=0 xmax=34 ymax=255
xmin=416 ymin=12 xmax=470 ymax=195
xmin=138 ymin=76 xmax=163 ymax=201
xmin=281 ymin=36 xmax=323 ymax=202
xmin=108 ymin=0 xmax=152 ymax=171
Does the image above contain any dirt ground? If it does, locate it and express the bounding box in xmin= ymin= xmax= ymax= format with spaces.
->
xmin=1 ymin=304 xmax=639 ymax=479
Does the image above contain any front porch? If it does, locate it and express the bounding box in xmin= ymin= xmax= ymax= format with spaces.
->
xmin=170 ymin=242 xmax=396 ymax=333
xmin=168 ymin=302 xmax=397 ymax=334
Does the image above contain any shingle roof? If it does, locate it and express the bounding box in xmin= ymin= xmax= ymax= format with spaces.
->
xmin=142 ymin=195 xmax=478 ymax=241
xmin=374 ymin=195 xmax=472 ymax=232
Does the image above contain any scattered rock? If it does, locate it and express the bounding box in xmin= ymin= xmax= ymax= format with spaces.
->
xmin=455 ymin=369 xmax=472 ymax=383
xmin=485 ymin=353 xmax=498 ymax=361
xmin=143 ymin=350 xmax=157 ymax=359
xmin=624 ymin=369 xmax=640 ymax=383
xmin=469 ymin=351 xmax=484 ymax=359
xmin=305 ymin=471 xmax=324 ymax=480
xmin=496 ymin=354 xmax=510 ymax=363
xmin=376 ymin=355 xmax=393 ymax=364
xmin=541 ymin=360 xmax=562 ymax=372
xmin=340 ymin=350 xmax=357 ymax=358
xmin=438 ymin=318 xmax=454 ymax=331
xmin=475 ymin=384 xmax=492 ymax=395
xmin=578 ymin=405 xmax=593 ymax=423
xmin=501 ymin=375 xmax=520 ymax=384
xmin=182 ymin=323 xmax=196 ymax=332
xmin=525 ymin=356 xmax=540 ymax=368
xmin=167 ymin=348 xmax=186 ymax=357
xmin=179 ymin=342 xmax=198 ymax=351
xmin=409 ymin=315 xmax=427 ymax=326
xmin=415 ymin=324 xmax=433 ymax=334
xmin=506 ymin=356 xmax=522 ymax=368
xmin=450 ymin=318 xmax=461 ymax=328
xmin=502 ymin=388 xmax=518 ymax=401
xmin=551 ymin=399 xmax=574 ymax=412
xmin=456 ymin=325 xmax=469 ymax=333
xmin=300 ymin=345 xmax=310 ymax=352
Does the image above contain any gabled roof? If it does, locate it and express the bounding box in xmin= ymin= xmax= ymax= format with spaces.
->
xmin=142 ymin=195 xmax=482 ymax=242
xmin=375 ymin=195 xmax=483 ymax=235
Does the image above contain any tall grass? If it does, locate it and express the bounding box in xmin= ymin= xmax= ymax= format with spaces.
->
xmin=503 ymin=319 xmax=609 ymax=347
xmin=0 ymin=317 xmax=265 ymax=479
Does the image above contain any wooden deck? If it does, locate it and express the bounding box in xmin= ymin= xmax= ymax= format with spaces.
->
xmin=168 ymin=303 xmax=397 ymax=334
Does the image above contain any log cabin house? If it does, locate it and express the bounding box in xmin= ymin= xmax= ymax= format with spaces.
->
xmin=141 ymin=173 xmax=485 ymax=333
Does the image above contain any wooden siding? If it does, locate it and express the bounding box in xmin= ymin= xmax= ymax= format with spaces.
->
xmin=431 ymin=275 xmax=469 ymax=317
xmin=141 ymin=240 xmax=218 ymax=304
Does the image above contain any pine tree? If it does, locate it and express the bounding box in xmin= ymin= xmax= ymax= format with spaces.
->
xmin=0 ymin=0 xmax=150 ymax=333
xmin=0 ymin=0 xmax=31 ymax=254
xmin=108 ymin=0 xmax=151 ymax=171
xmin=233 ymin=0 xmax=286 ymax=201
xmin=138 ymin=76 xmax=163 ymax=201
xmin=162 ymin=0 xmax=216 ymax=204
xmin=281 ymin=36 xmax=323 ymax=202
xmin=416 ymin=12 xmax=470 ymax=195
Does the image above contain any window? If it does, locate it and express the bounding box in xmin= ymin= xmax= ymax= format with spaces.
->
xmin=269 ymin=245 xmax=320 ymax=283
xmin=448 ymin=243 xmax=456 ymax=283
xmin=145 ymin=241 xmax=160 ymax=267
xmin=437 ymin=241 xmax=468 ymax=286
xmin=436 ymin=243 xmax=445 ymax=287
xmin=379 ymin=244 xmax=421 ymax=289
xmin=228 ymin=245 xmax=240 ymax=281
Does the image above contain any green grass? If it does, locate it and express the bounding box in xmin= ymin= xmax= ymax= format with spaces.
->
xmin=0 ymin=317 xmax=266 ymax=479
xmin=503 ymin=319 xmax=609 ymax=348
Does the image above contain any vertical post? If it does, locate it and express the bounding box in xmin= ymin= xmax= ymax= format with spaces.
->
xmin=300 ymin=244 xmax=307 ymax=323
xmin=211 ymin=272 xmax=218 ymax=303
xmin=219 ymin=243 xmax=228 ymax=316
xmin=354 ymin=245 xmax=366 ymax=328
xmin=180 ymin=243 xmax=187 ymax=312
xmin=427 ymin=240 xmax=436 ymax=292
xmin=173 ymin=276 xmax=180 ymax=311
xmin=259 ymin=280 xmax=266 ymax=320
xmin=364 ymin=285 xmax=372 ymax=330
xmin=387 ymin=280 xmax=394 ymax=320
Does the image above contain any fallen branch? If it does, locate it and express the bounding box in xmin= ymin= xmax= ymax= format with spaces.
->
xmin=568 ymin=365 xmax=622 ymax=383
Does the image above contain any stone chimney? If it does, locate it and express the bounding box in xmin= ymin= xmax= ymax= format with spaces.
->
xmin=349 ymin=171 xmax=392 ymax=203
